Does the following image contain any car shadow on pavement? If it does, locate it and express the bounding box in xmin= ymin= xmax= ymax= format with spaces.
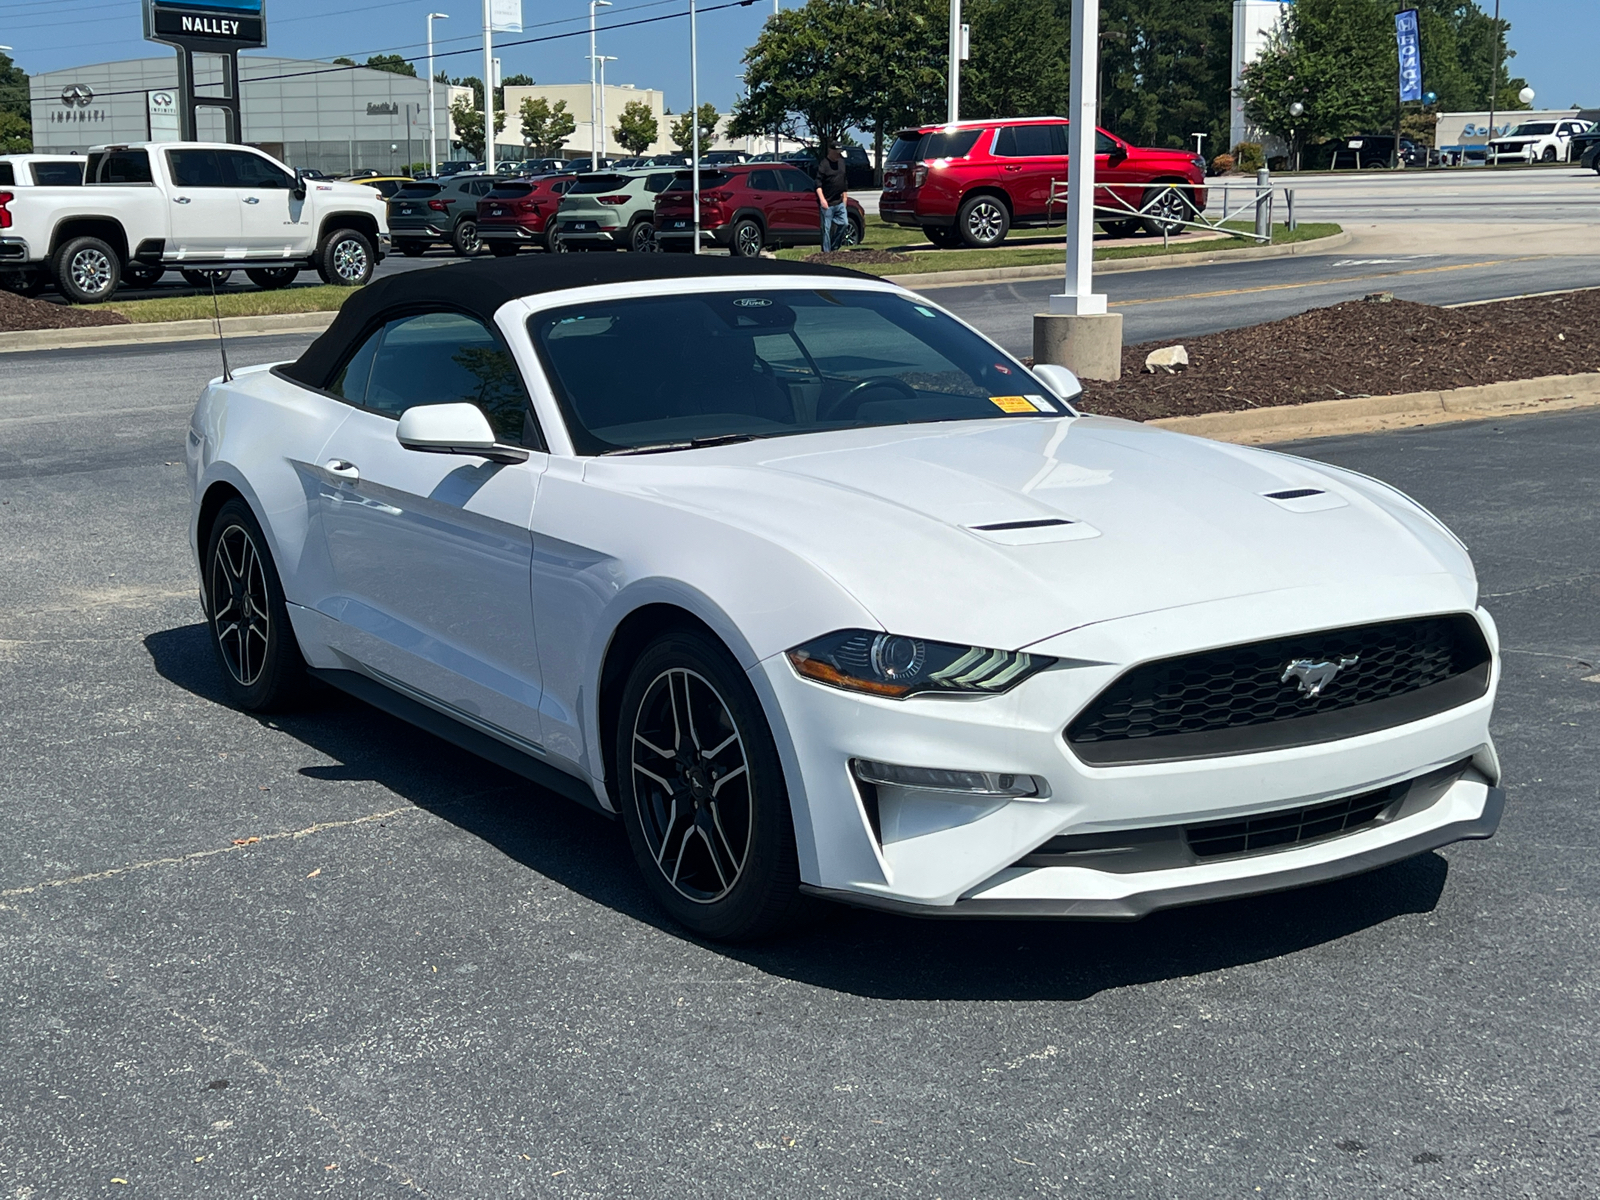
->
xmin=146 ymin=622 xmax=1450 ymax=1003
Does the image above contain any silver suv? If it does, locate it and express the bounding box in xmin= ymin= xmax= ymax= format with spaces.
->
xmin=550 ymin=169 xmax=679 ymax=252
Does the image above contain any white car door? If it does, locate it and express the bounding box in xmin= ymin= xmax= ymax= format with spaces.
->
xmin=162 ymin=147 xmax=242 ymax=256
xmin=313 ymin=311 xmax=549 ymax=750
xmin=221 ymin=148 xmax=311 ymax=257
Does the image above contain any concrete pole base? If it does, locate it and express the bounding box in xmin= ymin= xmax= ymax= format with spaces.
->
xmin=1033 ymin=312 xmax=1124 ymax=381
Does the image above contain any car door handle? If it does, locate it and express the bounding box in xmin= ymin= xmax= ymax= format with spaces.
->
xmin=325 ymin=459 xmax=360 ymax=481
xmin=243 ymin=196 xmax=260 ymax=204
xmin=1003 ymin=165 xmax=1022 ymax=172
xmin=174 ymin=196 xmax=191 ymax=204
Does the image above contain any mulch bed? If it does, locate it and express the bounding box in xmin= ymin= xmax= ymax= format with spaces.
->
xmin=1078 ymin=288 xmax=1600 ymax=422
xmin=804 ymin=248 xmax=912 ymax=266
xmin=0 ymin=288 xmax=130 ymax=331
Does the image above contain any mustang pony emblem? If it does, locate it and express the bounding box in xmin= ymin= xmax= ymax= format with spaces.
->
xmin=1281 ymin=655 xmax=1359 ymax=698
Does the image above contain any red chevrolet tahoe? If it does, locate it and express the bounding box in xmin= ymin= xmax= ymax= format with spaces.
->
xmin=879 ymin=118 xmax=1208 ymax=248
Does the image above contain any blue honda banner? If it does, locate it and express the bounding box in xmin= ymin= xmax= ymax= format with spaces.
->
xmin=1395 ymin=8 xmax=1423 ymax=102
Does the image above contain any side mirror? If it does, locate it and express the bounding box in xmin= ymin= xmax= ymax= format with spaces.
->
xmin=396 ymin=403 xmax=529 ymax=463
xmin=1107 ymin=144 xmax=1127 ymax=165
xmin=292 ymin=168 xmax=307 ymax=201
xmin=1030 ymin=363 xmax=1084 ymax=407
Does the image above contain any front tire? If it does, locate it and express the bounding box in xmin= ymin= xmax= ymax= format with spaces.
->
xmin=53 ymin=236 xmax=121 ymax=304
xmin=957 ymin=194 xmax=1010 ymax=248
xmin=629 ymin=219 xmax=657 ymax=253
xmin=316 ymin=228 xmax=375 ymax=286
xmin=451 ymin=219 xmax=482 ymax=257
xmin=843 ymin=213 xmax=865 ymax=247
xmin=246 ymin=266 xmax=299 ymax=290
xmin=203 ymin=498 xmax=308 ymax=712
xmin=1140 ymin=185 xmax=1197 ymax=236
xmin=181 ymin=268 xmax=233 ymax=289
xmin=1541 ymin=145 xmax=1557 ymax=163
xmin=615 ymin=629 xmax=805 ymax=941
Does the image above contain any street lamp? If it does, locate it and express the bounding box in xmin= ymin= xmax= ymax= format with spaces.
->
xmin=689 ymin=0 xmax=700 ymax=253
xmin=593 ymin=54 xmax=617 ymax=163
xmin=589 ymin=0 xmax=612 ymax=170
xmin=426 ymin=14 xmax=448 ymax=175
xmin=1288 ymin=100 xmax=1304 ymax=172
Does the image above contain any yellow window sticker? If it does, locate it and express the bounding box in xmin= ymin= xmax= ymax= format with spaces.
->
xmin=989 ymin=395 xmax=1038 ymax=414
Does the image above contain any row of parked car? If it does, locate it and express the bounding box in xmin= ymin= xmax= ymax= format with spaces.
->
xmin=387 ymin=162 xmax=868 ymax=258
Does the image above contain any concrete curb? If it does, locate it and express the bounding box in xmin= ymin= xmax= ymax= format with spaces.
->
xmin=884 ymin=230 xmax=1351 ymax=290
xmin=1143 ymin=371 xmax=1600 ymax=444
xmin=0 ymin=310 xmax=339 ymax=355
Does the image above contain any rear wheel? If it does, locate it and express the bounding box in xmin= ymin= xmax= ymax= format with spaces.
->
xmin=843 ymin=212 xmax=865 ymax=247
xmin=451 ymin=219 xmax=482 ymax=257
xmin=0 ymin=268 xmax=46 ymax=298
xmin=315 ymin=228 xmax=375 ymax=286
xmin=1541 ymin=145 xmax=1557 ymax=163
xmin=53 ymin=236 xmax=121 ymax=304
xmin=731 ymin=217 xmax=765 ymax=258
xmin=1101 ymin=218 xmax=1142 ymax=239
xmin=957 ymin=194 xmax=1010 ymax=248
xmin=922 ymin=225 xmax=961 ymax=249
xmin=629 ymin=219 xmax=657 ymax=253
xmin=203 ymin=498 xmax=308 ymax=712
xmin=181 ymin=268 xmax=233 ymax=289
xmin=1140 ymin=186 xmax=1197 ymax=236
xmin=615 ymin=628 xmax=806 ymax=941
xmin=245 ymin=266 xmax=299 ymax=290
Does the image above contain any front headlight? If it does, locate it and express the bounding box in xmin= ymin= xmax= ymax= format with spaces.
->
xmin=786 ymin=629 xmax=1053 ymax=699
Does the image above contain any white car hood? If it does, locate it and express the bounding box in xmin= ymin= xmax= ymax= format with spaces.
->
xmin=589 ymin=416 xmax=1477 ymax=649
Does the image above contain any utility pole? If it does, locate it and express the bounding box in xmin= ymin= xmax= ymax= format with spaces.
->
xmin=1486 ymin=0 xmax=1501 ymax=165
xmin=589 ymin=0 xmax=611 ymax=169
xmin=690 ymin=0 xmax=701 ymax=252
xmin=481 ymin=0 xmax=495 ymax=173
xmin=947 ymin=0 xmax=962 ymax=123
xmin=427 ymin=13 xmax=448 ymax=174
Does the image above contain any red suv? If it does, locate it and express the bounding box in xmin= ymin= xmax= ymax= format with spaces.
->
xmin=475 ymin=174 xmax=579 ymax=255
xmin=879 ymin=118 xmax=1207 ymax=248
xmin=654 ymin=165 xmax=866 ymax=257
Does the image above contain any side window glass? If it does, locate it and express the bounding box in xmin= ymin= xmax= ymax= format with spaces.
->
xmin=645 ymin=173 xmax=673 ymax=193
xmin=779 ymin=169 xmax=814 ymax=192
xmin=1094 ymin=131 xmax=1118 ymax=156
xmin=100 ymin=150 xmax=152 ymax=183
xmin=328 ymin=327 xmax=382 ymax=403
xmin=168 ymin=149 xmax=226 ymax=187
xmin=365 ymin=312 xmax=532 ymax=443
xmin=747 ymin=169 xmax=776 ymax=191
xmin=0 ymin=164 xmax=12 ymax=186
xmin=32 ymin=161 xmax=84 ymax=186
xmin=222 ymin=151 xmax=293 ymax=189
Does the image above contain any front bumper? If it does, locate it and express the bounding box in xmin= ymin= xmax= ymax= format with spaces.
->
xmin=754 ymin=598 xmax=1500 ymax=916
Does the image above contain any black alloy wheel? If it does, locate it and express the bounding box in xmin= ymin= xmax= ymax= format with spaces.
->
xmin=245 ymin=266 xmax=299 ymax=290
xmin=181 ymin=268 xmax=233 ymax=289
xmin=203 ymin=498 xmax=307 ymax=711
xmin=731 ymin=217 xmax=764 ymax=258
xmin=1140 ymin=186 xmax=1197 ymax=236
xmin=53 ymin=236 xmax=121 ymax=304
xmin=452 ymin=219 xmax=482 ymax=257
xmin=122 ymin=263 xmax=164 ymax=288
xmin=957 ymin=194 xmax=1010 ymax=248
xmin=316 ymin=228 xmax=375 ymax=286
xmin=615 ymin=629 xmax=806 ymax=941
xmin=843 ymin=213 xmax=865 ymax=247
xmin=629 ymin=219 xmax=658 ymax=253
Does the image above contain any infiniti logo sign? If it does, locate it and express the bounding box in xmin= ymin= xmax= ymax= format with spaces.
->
xmin=61 ymin=83 xmax=95 ymax=108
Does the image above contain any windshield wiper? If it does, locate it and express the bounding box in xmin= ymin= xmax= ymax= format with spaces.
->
xmin=602 ymin=433 xmax=762 ymax=457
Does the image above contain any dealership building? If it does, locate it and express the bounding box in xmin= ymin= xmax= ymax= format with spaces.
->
xmin=30 ymin=55 xmax=470 ymax=174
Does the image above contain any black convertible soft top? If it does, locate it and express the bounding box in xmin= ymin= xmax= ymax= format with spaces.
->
xmin=280 ymin=254 xmax=866 ymax=389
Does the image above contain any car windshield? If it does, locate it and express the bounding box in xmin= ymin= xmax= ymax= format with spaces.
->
xmin=529 ymin=288 xmax=1071 ymax=454
xmin=1509 ymin=123 xmax=1555 ymax=136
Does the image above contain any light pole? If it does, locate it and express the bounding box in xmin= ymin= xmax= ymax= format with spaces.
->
xmin=1288 ymin=100 xmax=1303 ymax=172
xmin=947 ymin=0 xmax=962 ymax=123
xmin=1486 ymin=0 xmax=1501 ymax=165
xmin=427 ymin=13 xmax=448 ymax=175
xmin=1096 ymin=28 xmax=1125 ymax=124
xmin=690 ymin=0 xmax=700 ymax=253
xmin=481 ymin=0 xmax=495 ymax=174
xmin=594 ymin=54 xmax=617 ymax=163
xmin=588 ymin=0 xmax=612 ymax=170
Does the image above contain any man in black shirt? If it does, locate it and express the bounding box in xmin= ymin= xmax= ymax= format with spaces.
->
xmin=814 ymin=145 xmax=850 ymax=251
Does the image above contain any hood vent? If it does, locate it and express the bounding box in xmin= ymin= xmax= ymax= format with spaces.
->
xmin=1261 ymin=486 xmax=1349 ymax=514
xmin=967 ymin=516 xmax=1101 ymax=546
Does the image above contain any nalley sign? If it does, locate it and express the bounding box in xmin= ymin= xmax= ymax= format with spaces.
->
xmin=144 ymin=0 xmax=267 ymax=51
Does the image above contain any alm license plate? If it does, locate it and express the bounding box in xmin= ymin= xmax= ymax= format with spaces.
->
xmin=671 ymin=220 xmax=688 ymax=228
xmin=399 ymin=206 xmax=417 ymax=215
xmin=488 ymin=206 xmax=504 ymax=216
xmin=570 ymin=221 xmax=596 ymax=231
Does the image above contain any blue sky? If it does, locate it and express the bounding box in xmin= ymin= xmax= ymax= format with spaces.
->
xmin=1 ymin=0 xmax=1590 ymax=115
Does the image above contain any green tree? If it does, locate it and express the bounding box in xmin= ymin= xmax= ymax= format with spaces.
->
xmin=729 ymin=0 xmax=877 ymax=150
xmin=0 ymin=49 xmax=30 ymax=125
xmin=669 ymin=102 xmax=721 ymax=155
xmin=519 ymin=96 xmax=576 ymax=155
xmin=363 ymin=54 xmax=417 ymax=77
xmin=502 ymin=73 xmax=534 ymax=88
xmin=450 ymin=96 xmax=505 ymax=158
xmin=0 ymin=111 xmax=31 ymax=154
xmin=1098 ymin=0 xmax=1234 ymax=152
xmin=614 ymin=99 xmax=660 ymax=155
xmin=961 ymin=0 xmax=1072 ymax=121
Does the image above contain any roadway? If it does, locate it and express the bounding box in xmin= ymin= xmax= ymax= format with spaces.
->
xmin=1 ymin=338 xmax=1596 ymax=1196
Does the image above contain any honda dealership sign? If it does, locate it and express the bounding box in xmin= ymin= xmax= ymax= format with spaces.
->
xmin=144 ymin=0 xmax=267 ymax=51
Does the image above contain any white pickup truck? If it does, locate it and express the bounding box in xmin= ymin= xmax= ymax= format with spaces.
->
xmin=0 ymin=141 xmax=389 ymax=303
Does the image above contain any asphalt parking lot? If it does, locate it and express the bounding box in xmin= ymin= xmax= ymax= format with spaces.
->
xmin=2 ymin=333 xmax=1597 ymax=1197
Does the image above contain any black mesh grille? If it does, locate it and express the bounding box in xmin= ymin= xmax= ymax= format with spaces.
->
xmin=1184 ymin=783 xmax=1401 ymax=859
xmin=1066 ymin=614 xmax=1491 ymax=765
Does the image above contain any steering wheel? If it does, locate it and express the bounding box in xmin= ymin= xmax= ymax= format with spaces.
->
xmin=818 ymin=375 xmax=919 ymax=422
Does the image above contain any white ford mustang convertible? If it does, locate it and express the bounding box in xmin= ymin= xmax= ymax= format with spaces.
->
xmin=186 ymin=255 xmax=1502 ymax=940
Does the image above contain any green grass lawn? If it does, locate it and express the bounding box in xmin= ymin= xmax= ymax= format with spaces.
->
xmin=779 ymin=216 xmax=1342 ymax=276
xmin=108 ymin=285 xmax=356 ymax=323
